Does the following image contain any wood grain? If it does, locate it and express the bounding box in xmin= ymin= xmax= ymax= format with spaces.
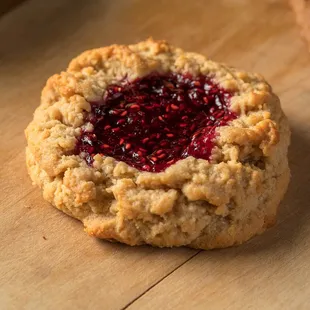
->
xmin=290 ymin=0 xmax=310 ymax=51
xmin=0 ymin=0 xmax=309 ymax=309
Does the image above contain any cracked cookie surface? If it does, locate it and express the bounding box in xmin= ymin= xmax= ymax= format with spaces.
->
xmin=25 ymin=39 xmax=290 ymax=249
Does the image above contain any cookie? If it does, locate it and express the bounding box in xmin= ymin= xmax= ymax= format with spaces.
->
xmin=25 ymin=39 xmax=290 ymax=249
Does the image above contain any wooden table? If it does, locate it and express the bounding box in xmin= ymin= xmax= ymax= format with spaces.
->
xmin=1 ymin=0 xmax=310 ymax=309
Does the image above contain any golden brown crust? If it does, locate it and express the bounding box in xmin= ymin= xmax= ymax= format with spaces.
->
xmin=25 ymin=39 xmax=290 ymax=249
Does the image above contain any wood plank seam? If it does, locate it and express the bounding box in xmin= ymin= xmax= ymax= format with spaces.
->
xmin=121 ymin=250 xmax=201 ymax=310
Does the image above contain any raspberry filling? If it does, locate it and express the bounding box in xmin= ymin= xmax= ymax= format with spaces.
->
xmin=76 ymin=73 xmax=236 ymax=172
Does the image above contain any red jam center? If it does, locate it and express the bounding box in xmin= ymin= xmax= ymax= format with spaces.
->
xmin=76 ymin=73 xmax=236 ymax=172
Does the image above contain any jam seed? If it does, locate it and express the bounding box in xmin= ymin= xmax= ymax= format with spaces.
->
xmin=112 ymin=127 xmax=120 ymax=133
xmin=142 ymin=164 xmax=151 ymax=171
xmin=215 ymin=111 xmax=224 ymax=118
xmin=164 ymin=81 xmax=174 ymax=89
xmin=179 ymin=138 xmax=188 ymax=144
xmin=160 ymin=140 xmax=169 ymax=146
xmin=117 ymin=119 xmax=126 ymax=125
xmin=203 ymin=97 xmax=209 ymax=104
xmin=130 ymin=104 xmax=140 ymax=110
xmin=171 ymin=104 xmax=179 ymax=110
xmin=109 ymin=109 xmax=120 ymax=115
